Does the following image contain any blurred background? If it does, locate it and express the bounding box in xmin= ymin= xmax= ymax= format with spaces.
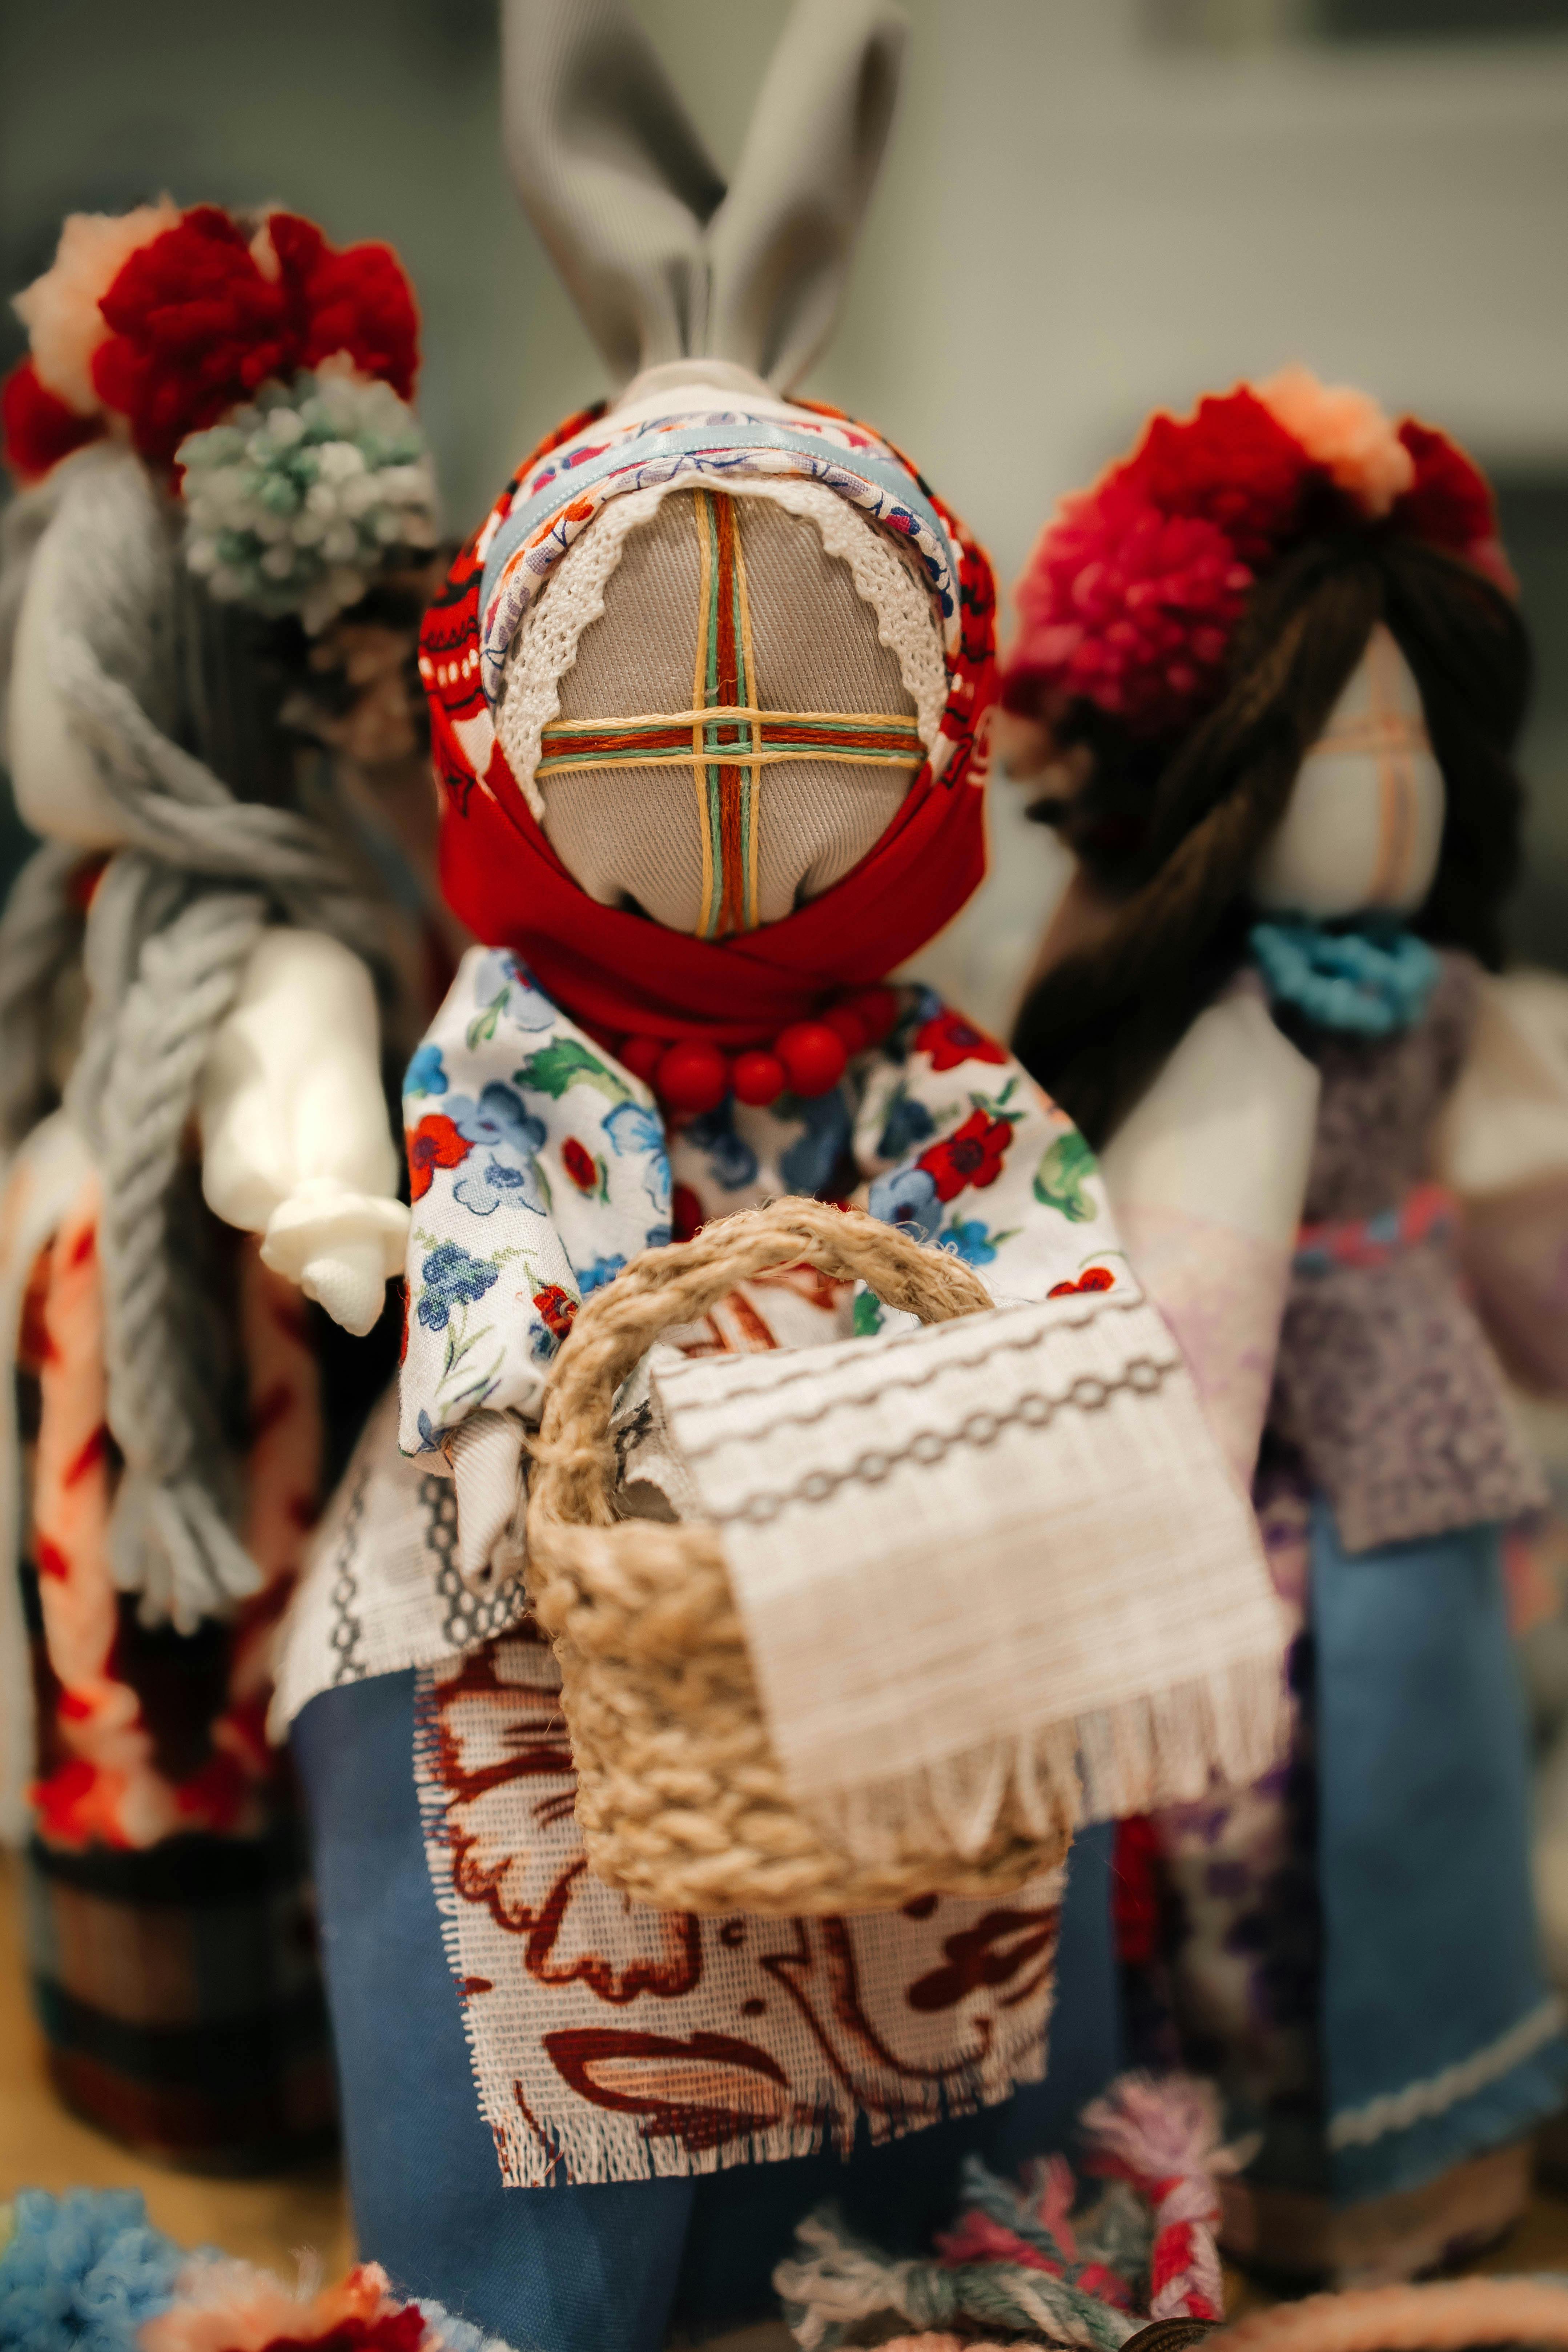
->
xmin=3 ymin=0 xmax=1567 ymax=1023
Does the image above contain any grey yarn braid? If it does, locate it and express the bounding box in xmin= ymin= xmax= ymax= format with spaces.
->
xmin=0 ymin=838 xmax=84 ymax=1149
xmin=0 ymin=475 xmax=85 ymax=1151
xmin=0 ymin=441 xmax=394 ymax=1632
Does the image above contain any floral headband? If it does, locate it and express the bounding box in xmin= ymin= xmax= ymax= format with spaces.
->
xmin=2 ymin=202 xmax=438 ymax=634
xmin=1003 ymin=366 xmax=1509 ymax=745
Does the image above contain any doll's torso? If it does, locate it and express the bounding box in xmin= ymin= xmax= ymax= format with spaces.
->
xmin=273 ymin=952 xmax=1137 ymax=2188
xmin=1268 ymin=949 xmax=1544 ymax=1552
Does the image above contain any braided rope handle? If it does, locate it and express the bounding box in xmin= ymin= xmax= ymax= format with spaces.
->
xmin=530 ymin=1197 xmax=992 ymax=1533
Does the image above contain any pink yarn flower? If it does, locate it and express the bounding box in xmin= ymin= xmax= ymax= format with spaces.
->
xmin=1012 ymin=479 xmax=1254 ymax=740
xmin=1256 ymin=364 xmax=1415 ymax=518
xmin=13 ymin=200 xmax=179 ymax=415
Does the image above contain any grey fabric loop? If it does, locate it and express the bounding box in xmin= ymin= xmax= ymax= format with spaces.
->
xmin=0 ymin=442 xmax=395 ymax=1628
xmin=502 ymin=0 xmax=907 ymax=390
xmin=86 ymin=885 xmax=272 ymax=1630
xmin=706 ymin=0 xmax=906 ymax=390
xmin=0 ymin=841 xmax=84 ymax=1149
xmin=502 ymin=0 xmax=725 ymax=384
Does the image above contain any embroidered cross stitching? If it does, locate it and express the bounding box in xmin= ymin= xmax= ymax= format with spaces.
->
xmin=534 ymin=489 xmax=925 ymax=940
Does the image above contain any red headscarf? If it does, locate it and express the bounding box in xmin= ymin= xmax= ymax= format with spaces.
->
xmin=420 ymin=407 xmax=997 ymax=1050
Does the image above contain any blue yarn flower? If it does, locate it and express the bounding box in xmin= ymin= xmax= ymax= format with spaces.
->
xmin=1249 ymin=917 xmax=1440 ymax=1037
xmin=416 ymin=1242 xmax=499 ymax=1332
xmin=0 ymin=2189 xmax=184 ymax=2352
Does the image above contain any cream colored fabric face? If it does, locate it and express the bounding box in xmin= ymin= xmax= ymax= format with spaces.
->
xmin=1252 ymin=625 xmax=1445 ymax=920
xmin=496 ymin=483 xmax=941 ymax=938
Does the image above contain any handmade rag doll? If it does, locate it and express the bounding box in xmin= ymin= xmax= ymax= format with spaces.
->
xmin=1003 ymin=369 xmax=1568 ymax=2283
xmin=272 ymin=7 xmax=1284 ymax=2345
xmin=0 ymin=200 xmax=433 ymax=2161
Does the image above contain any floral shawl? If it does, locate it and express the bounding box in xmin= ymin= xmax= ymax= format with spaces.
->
xmin=399 ymin=945 xmax=1130 ymax=1459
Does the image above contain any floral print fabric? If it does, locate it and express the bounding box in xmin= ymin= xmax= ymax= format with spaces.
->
xmin=348 ymin=950 xmax=1141 ymax=2187
xmin=398 ymin=946 xmax=1133 ymax=1459
xmin=413 ymin=1624 xmax=1068 ymax=2187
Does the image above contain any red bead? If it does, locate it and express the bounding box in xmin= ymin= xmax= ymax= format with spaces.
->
xmin=776 ymin=1021 xmax=848 ymax=1098
xmin=619 ymin=1034 xmax=665 ymax=1083
xmin=822 ymin=1005 xmax=869 ymax=1053
xmin=655 ymin=1039 xmax=729 ymax=1114
xmin=843 ymin=985 xmax=901 ymax=1046
xmin=732 ymin=1049 xmax=787 ymax=1107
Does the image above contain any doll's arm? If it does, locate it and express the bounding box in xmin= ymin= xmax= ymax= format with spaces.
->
xmin=199 ymin=929 xmax=409 ymax=1337
xmin=1098 ymin=985 xmax=1320 ymax=1483
xmin=1436 ymin=970 xmax=1568 ymax=1392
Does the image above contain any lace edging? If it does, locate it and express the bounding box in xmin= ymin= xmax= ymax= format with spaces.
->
xmin=495 ymin=475 xmax=948 ymax=815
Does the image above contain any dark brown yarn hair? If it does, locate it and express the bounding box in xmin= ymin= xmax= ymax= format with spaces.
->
xmin=1010 ymin=534 xmax=1530 ymax=1147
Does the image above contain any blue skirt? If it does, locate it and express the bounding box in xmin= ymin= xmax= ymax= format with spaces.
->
xmin=293 ymin=1670 xmax=1121 ymax=2351
xmin=1311 ymin=1503 xmax=1568 ymax=2202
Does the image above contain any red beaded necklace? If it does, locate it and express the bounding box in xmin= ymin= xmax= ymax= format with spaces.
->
xmin=612 ymin=985 xmax=902 ymax=1114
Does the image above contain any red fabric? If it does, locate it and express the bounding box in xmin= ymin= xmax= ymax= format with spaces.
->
xmin=0 ymin=359 xmax=104 ymax=483
xmin=91 ymin=205 xmax=421 ymax=466
xmin=423 ymin=411 xmax=997 ymax=1047
xmin=1391 ymin=418 xmax=1496 ymax=556
xmin=1111 ymin=1814 xmax=1164 ymax=1967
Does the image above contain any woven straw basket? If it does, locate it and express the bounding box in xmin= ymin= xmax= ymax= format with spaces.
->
xmin=525 ymin=1196 xmax=1076 ymax=1917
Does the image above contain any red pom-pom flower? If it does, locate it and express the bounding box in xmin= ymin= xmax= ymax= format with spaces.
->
xmin=92 ymin=207 xmax=301 ymax=466
xmin=1122 ymin=387 xmax=1320 ymax=565
xmin=86 ymin=204 xmax=421 ymax=467
xmin=0 ymin=358 xmax=104 ymax=484
xmin=268 ymin=212 xmax=420 ymax=400
xmin=1006 ymin=375 xmax=1512 ymax=745
xmin=1012 ymin=479 xmax=1255 ymax=740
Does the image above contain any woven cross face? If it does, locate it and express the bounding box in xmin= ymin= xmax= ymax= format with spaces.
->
xmin=1252 ymin=626 xmax=1445 ymax=921
xmin=498 ymin=483 xmax=943 ymax=938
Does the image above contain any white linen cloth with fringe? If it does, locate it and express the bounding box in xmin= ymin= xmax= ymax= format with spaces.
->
xmin=653 ymin=1286 xmax=1287 ymax=1863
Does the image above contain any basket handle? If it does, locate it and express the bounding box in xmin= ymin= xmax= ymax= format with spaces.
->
xmin=531 ymin=1197 xmax=991 ymax=1528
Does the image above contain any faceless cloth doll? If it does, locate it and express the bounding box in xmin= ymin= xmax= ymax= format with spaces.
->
xmin=270 ymin=7 xmax=1283 ymax=2348
xmin=0 ymin=202 xmax=432 ymax=2160
xmin=1004 ymin=370 xmax=1568 ymax=2283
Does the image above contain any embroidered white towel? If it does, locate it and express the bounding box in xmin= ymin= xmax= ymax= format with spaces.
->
xmin=652 ymin=1289 xmax=1286 ymax=1865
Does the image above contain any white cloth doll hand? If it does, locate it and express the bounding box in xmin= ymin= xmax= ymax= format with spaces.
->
xmin=442 ymin=1364 xmax=692 ymax=1591
xmin=199 ymin=928 xmax=408 ymax=1336
xmin=445 ymin=1409 xmax=531 ymax=1589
